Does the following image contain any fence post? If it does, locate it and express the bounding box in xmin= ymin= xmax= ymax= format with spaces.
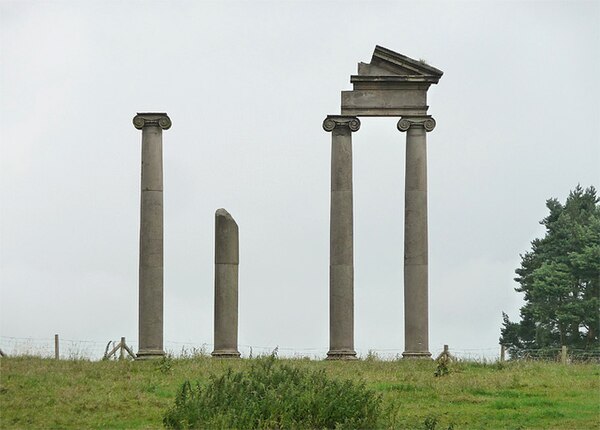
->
xmin=54 ymin=334 xmax=59 ymax=360
xmin=561 ymin=345 xmax=567 ymax=364
xmin=500 ymin=344 xmax=505 ymax=362
xmin=435 ymin=345 xmax=452 ymax=361
xmin=120 ymin=337 xmax=125 ymax=360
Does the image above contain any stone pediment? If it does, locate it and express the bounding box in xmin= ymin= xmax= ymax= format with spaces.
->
xmin=354 ymin=45 xmax=443 ymax=83
xmin=341 ymin=46 xmax=443 ymax=117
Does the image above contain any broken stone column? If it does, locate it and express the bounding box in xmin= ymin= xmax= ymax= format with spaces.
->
xmin=323 ymin=115 xmax=360 ymax=360
xmin=212 ymin=209 xmax=241 ymax=358
xmin=133 ymin=112 xmax=171 ymax=360
xmin=397 ymin=116 xmax=435 ymax=359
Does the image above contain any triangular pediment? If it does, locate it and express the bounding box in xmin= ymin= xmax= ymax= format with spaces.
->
xmin=342 ymin=45 xmax=442 ymax=116
xmin=355 ymin=46 xmax=443 ymax=82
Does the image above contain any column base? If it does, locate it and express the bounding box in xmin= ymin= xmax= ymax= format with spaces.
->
xmin=326 ymin=349 xmax=358 ymax=360
xmin=135 ymin=349 xmax=166 ymax=360
xmin=211 ymin=349 xmax=241 ymax=358
xmin=402 ymin=351 xmax=432 ymax=360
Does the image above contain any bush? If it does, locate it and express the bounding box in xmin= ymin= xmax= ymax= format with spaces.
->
xmin=163 ymin=356 xmax=381 ymax=429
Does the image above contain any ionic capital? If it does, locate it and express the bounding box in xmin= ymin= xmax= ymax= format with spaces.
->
xmin=323 ymin=115 xmax=361 ymax=133
xmin=133 ymin=113 xmax=172 ymax=130
xmin=397 ymin=116 xmax=436 ymax=132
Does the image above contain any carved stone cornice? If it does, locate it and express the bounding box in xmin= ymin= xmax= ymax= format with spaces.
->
xmin=133 ymin=113 xmax=172 ymax=130
xmin=397 ymin=116 xmax=436 ymax=132
xmin=323 ymin=115 xmax=361 ymax=133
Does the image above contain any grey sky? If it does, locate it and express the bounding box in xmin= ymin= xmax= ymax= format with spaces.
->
xmin=1 ymin=0 xmax=599 ymax=358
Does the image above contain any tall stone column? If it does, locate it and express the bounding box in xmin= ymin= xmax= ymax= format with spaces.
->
xmin=212 ymin=208 xmax=241 ymax=358
xmin=133 ymin=112 xmax=171 ymax=360
xmin=323 ymin=115 xmax=360 ymax=360
xmin=397 ymin=116 xmax=435 ymax=359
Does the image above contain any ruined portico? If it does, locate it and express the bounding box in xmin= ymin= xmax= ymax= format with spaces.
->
xmin=325 ymin=46 xmax=442 ymax=359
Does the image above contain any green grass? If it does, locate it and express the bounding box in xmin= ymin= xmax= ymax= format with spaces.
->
xmin=163 ymin=356 xmax=380 ymax=428
xmin=1 ymin=356 xmax=598 ymax=429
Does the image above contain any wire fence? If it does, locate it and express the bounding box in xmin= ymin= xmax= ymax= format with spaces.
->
xmin=506 ymin=347 xmax=600 ymax=363
xmin=1 ymin=335 xmax=598 ymax=363
xmin=0 ymin=336 xmax=110 ymax=360
xmin=0 ymin=336 xmax=328 ymax=361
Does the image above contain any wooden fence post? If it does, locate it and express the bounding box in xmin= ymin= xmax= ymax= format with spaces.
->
xmin=500 ymin=344 xmax=505 ymax=362
xmin=121 ymin=340 xmax=136 ymax=359
xmin=103 ymin=337 xmax=137 ymax=360
xmin=435 ymin=344 xmax=453 ymax=362
xmin=561 ymin=345 xmax=567 ymax=364
xmin=54 ymin=334 xmax=59 ymax=360
xmin=120 ymin=337 xmax=125 ymax=360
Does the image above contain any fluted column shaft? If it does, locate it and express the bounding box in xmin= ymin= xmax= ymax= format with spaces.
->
xmin=212 ymin=208 xmax=241 ymax=358
xmin=398 ymin=116 xmax=435 ymax=359
xmin=133 ymin=113 xmax=171 ymax=360
xmin=323 ymin=115 xmax=360 ymax=360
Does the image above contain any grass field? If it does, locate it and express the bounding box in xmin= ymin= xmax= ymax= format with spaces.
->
xmin=1 ymin=355 xmax=598 ymax=429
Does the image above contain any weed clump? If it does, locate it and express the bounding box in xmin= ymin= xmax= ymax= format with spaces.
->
xmin=424 ymin=415 xmax=455 ymax=430
xmin=163 ymin=355 xmax=381 ymax=429
xmin=156 ymin=356 xmax=174 ymax=374
xmin=434 ymin=355 xmax=451 ymax=377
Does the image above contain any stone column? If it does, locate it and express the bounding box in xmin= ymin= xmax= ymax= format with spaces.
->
xmin=323 ymin=115 xmax=360 ymax=360
xmin=397 ymin=116 xmax=435 ymax=359
xmin=133 ymin=112 xmax=171 ymax=360
xmin=212 ymin=208 xmax=241 ymax=358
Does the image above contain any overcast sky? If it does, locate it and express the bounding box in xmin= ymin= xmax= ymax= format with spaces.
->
xmin=1 ymin=0 xmax=599 ymax=359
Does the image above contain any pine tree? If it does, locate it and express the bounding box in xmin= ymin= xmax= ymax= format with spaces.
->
xmin=500 ymin=186 xmax=600 ymax=358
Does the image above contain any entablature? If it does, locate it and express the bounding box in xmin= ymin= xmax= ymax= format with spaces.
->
xmin=340 ymin=46 xmax=443 ymax=117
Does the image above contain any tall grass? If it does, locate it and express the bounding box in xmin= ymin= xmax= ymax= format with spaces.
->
xmin=163 ymin=355 xmax=380 ymax=429
xmin=1 ymin=356 xmax=598 ymax=429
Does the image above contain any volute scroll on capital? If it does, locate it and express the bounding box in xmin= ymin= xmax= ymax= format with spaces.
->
xmin=133 ymin=113 xmax=172 ymax=130
xmin=322 ymin=115 xmax=361 ymax=133
xmin=397 ymin=116 xmax=436 ymax=133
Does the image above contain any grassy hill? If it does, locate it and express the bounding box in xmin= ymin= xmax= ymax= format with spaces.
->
xmin=1 ymin=355 xmax=598 ymax=429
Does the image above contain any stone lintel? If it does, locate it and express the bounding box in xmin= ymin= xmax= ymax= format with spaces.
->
xmin=397 ymin=116 xmax=436 ymax=132
xmin=341 ymin=107 xmax=429 ymax=117
xmin=323 ymin=115 xmax=361 ymax=132
xmin=341 ymin=89 xmax=428 ymax=118
xmin=133 ymin=112 xmax=172 ymax=130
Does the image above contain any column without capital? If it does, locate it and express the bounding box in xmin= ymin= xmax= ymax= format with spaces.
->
xmin=133 ymin=112 xmax=171 ymax=360
xmin=398 ymin=116 xmax=435 ymax=359
xmin=212 ymin=208 xmax=241 ymax=358
xmin=323 ymin=115 xmax=360 ymax=360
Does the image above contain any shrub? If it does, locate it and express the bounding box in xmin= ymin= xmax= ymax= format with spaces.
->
xmin=434 ymin=355 xmax=450 ymax=377
xmin=163 ymin=355 xmax=381 ymax=429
